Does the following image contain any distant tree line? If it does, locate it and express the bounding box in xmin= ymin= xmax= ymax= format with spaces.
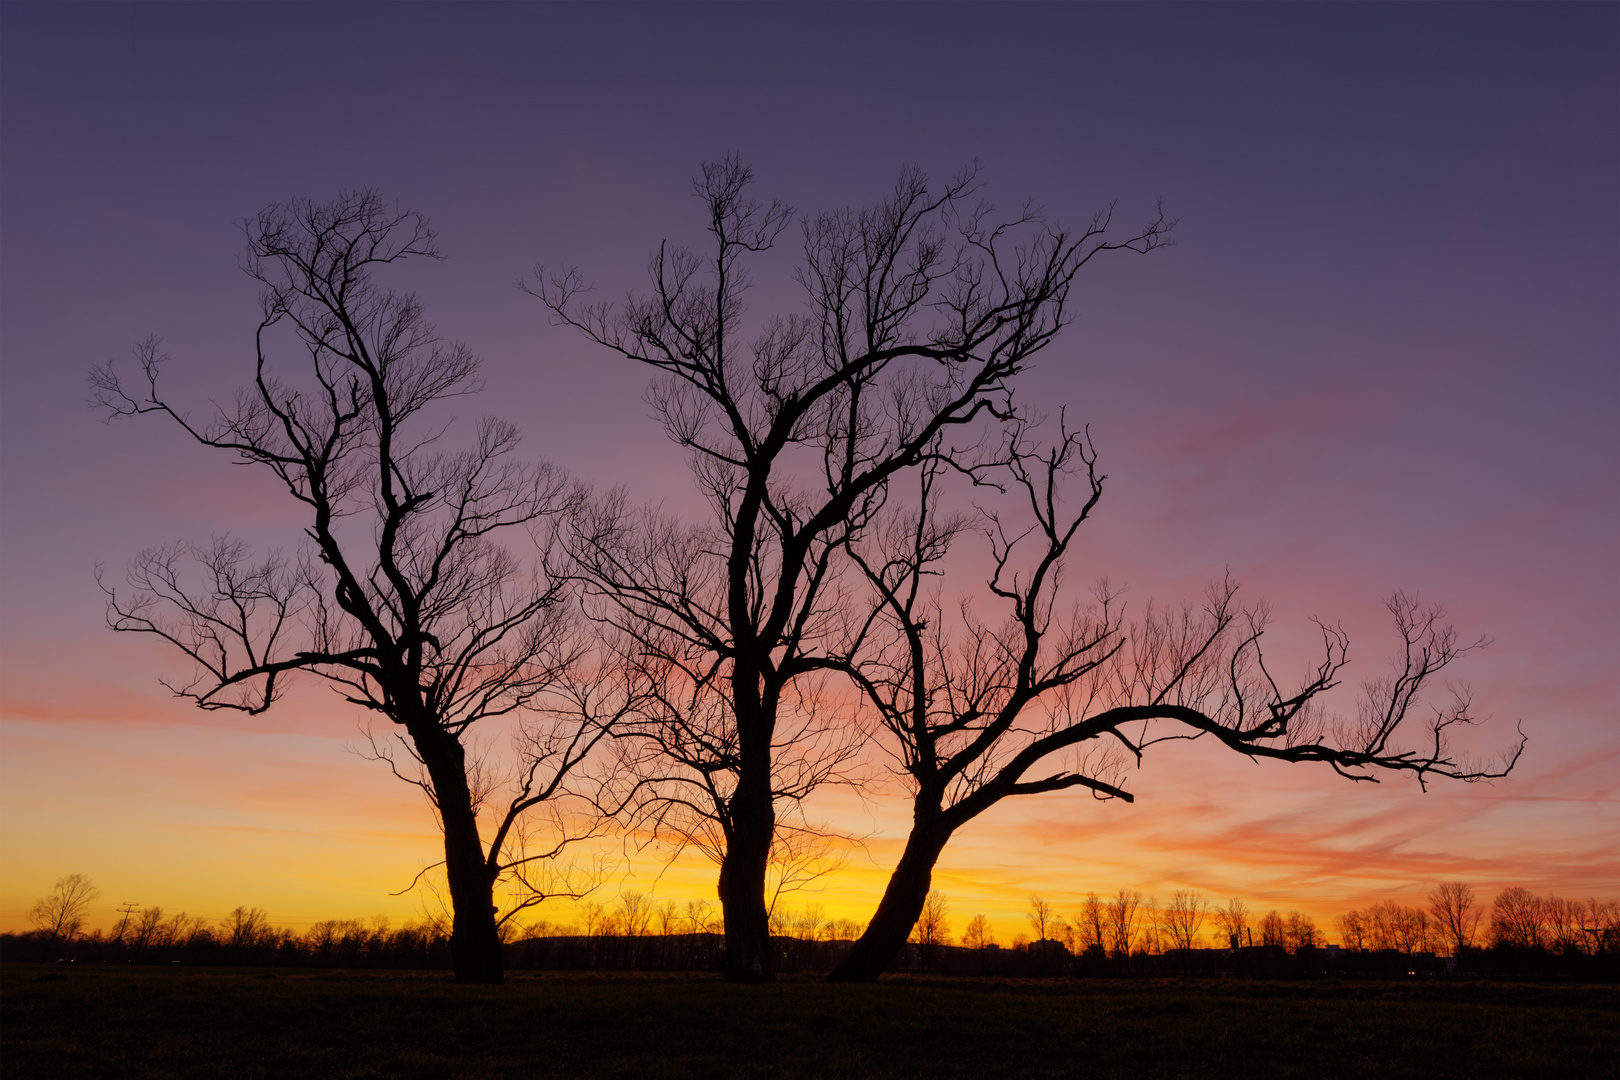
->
xmin=9 ymin=875 xmax=1614 ymax=981
xmin=1335 ymin=884 xmax=1619 ymax=959
xmin=883 ymin=884 xmax=1617 ymax=980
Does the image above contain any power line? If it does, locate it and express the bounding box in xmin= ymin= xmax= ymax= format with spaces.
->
xmin=112 ymin=901 xmax=141 ymax=942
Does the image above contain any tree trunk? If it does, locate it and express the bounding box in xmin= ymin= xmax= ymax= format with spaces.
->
xmin=444 ymin=810 xmax=503 ymax=984
xmin=414 ymin=727 xmax=505 ymax=984
xmin=829 ymin=823 xmax=951 ymax=983
xmin=718 ymin=759 xmax=775 ymax=981
xmin=716 ymin=667 xmax=777 ymax=983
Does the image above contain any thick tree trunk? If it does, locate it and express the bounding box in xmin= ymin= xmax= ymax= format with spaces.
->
xmin=414 ymin=727 xmax=505 ymax=984
xmin=829 ymin=823 xmax=951 ymax=983
xmin=443 ymin=802 xmax=503 ymax=984
xmin=717 ymin=662 xmax=777 ymax=983
xmin=717 ymin=779 xmax=775 ymax=982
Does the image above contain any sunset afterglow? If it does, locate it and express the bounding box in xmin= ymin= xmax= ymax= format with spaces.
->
xmin=1 ymin=3 xmax=1614 ymax=955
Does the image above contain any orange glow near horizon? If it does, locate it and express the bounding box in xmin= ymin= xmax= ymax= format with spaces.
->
xmin=3 ymin=684 xmax=1612 ymax=945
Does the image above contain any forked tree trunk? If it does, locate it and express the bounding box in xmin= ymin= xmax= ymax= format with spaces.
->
xmin=415 ymin=727 xmax=505 ymax=984
xmin=828 ymin=823 xmax=951 ymax=983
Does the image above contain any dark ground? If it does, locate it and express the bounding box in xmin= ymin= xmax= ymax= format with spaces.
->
xmin=3 ymin=964 xmax=1615 ymax=1079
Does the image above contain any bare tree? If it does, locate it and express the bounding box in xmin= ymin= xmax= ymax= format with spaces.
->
xmin=961 ymin=914 xmax=995 ymax=950
xmin=1491 ymin=886 xmax=1545 ymax=949
xmin=685 ymin=898 xmax=720 ymax=936
xmin=131 ymin=906 xmax=168 ymax=952
xmin=1106 ymin=889 xmax=1145 ymax=960
xmin=1162 ymin=890 xmax=1209 ymax=952
xmin=27 ymin=874 xmax=100 ymax=961
xmin=165 ymin=912 xmax=208 ymax=948
xmin=536 ymin=158 xmax=1520 ymax=983
xmin=1053 ymin=915 xmax=1079 ymax=955
xmin=1259 ymin=910 xmax=1287 ymax=948
xmin=1214 ymin=898 xmax=1250 ymax=949
xmin=580 ymin=900 xmax=611 ymax=943
xmin=91 ymin=192 xmax=607 ymax=983
xmin=1542 ymin=895 xmax=1586 ymax=956
xmin=219 ymin=906 xmax=270 ymax=950
xmin=1357 ymin=900 xmax=1431 ymax=954
xmin=1580 ymin=899 xmax=1620 ymax=955
xmin=1428 ymin=881 xmax=1481 ymax=956
xmin=1076 ymin=892 xmax=1108 ymax=954
xmin=1335 ymin=909 xmax=1367 ymax=951
xmin=532 ymin=157 xmax=1172 ymax=981
xmin=910 ymin=889 xmax=952 ymax=970
xmin=824 ymin=415 xmax=1522 ymax=980
xmin=617 ymin=890 xmax=656 ymax=938
xmin=1392 ymin=905 xmax=1432 ymax=955
xmin=794 ymin=902 xmax=828 ymax=943
xmin=1026 ymin=895 xmax=1057 ymax=942
xmin=1284 ymin=911 xmax=1319 ymax=951
xmin=1139 ymin=898 xmax=1166 ymax=956
xmin=656 ymin=898 xmax=682 ymax=939
xmin=616 ymin=889 xmax=655 ymax=965
xmin=1362 ymin=901 xmax=1396 ymax=951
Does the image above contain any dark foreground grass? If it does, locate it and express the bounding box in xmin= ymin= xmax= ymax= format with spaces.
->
xmin=3 ymin=965 xmax=1615 ymax=1079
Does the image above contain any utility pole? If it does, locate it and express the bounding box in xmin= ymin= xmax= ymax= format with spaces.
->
xmin=113 ymin=901 xmax=140 ymax=944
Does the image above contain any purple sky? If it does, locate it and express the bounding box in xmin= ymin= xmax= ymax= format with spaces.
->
xmin=1 ymin=3 xmax=1614 ymax=934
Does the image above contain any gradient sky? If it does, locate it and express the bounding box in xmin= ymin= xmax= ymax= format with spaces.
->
xmin=2 ymin=3 xmax=1615 ymax=943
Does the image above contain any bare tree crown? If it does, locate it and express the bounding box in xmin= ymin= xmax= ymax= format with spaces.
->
xmin=91 ymin=192 xmax=605 ymax=981
xmin=530 ymin=158 xmax=1171 ymax=851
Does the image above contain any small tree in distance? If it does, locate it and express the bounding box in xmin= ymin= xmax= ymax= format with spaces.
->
xmin=1335 ymin=909 xmax=1367 ymax=951
xmin=1284 ymin=911 xmax=1318 ymax=951
xmin=1259 ymin=910 xmax=1287 ymax=948
xmin=222 ymin=906 xmax=271 ymax=950
xmin=1077 ymin=893 xmax=1108 ymax=953
xmin=1214 ymin=898 xmax=1250 ymax=949
xmin=1106 ymin=890 xmax=1146 ymax=960
xmin=1491 ymin=887 xmax=1545 ymax=949
xmin=961 ymin=914 xmax=996 ymax=950
xmin=1162 ymin=890 xmax=1209 ymax=951
xmin=1027 ymin=895 xmax=1057 ymax=941
xmin=1430 ymin=881 xmax=1481 ymax=955
xmin=27 ymin=874 xmax=99 ymax=961
xmin=910 ymin=890 xmax=952 ymax=969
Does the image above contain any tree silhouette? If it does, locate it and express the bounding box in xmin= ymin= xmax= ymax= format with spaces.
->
xmin=534 ymin=157 xmax=1171 ymax=980
xmin=824 ymin=416 xmax=1522 ymax=980
xmin=535 ymin=157 xmax=1521 ymax=983
xmin=1335 ymin=909 xmax=1367 ymax=951
xmin=1106 ymin=890 xmax=1147 ymax=961
xmin=1026 ymin=895 xmax=1057 ymax=942
xmin=1429 ymin=881 xmax=1481 ymax=956
xmin=909 ymin=890 xmax=951 ymax=970
xmin=1215 ymin=898 xmax=1250 ymax=949
xmin=91 ymin=193 xmax=609 ymax=983
xmin=27 ymin=874 xmax=99 ymax=961
xmin=1162 ymin=891 xmax=1209 ymax=952
xmin=1491 ymin=886 xmax=1545 ymax=949
xmin=1284 ymin=911 xmax=1319 ymax=951
xmin=222 ymin=906 xmax=271 ymax=950
xmin=961 ymin=914 xmax=995 ymax=950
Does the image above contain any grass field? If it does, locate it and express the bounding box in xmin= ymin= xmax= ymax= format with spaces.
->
xmin=3 ymin=965 xmax=1615 ymax=1079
